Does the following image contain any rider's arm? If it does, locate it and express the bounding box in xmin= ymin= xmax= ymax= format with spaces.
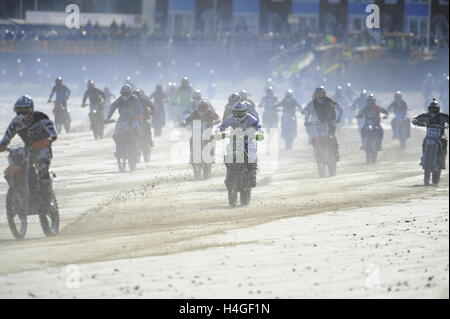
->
xmin=387 ymin=102 xmax=394 ymax=113
xmin=39 ymin=114 xmax=58 ymax=142
xmin=333 ymin=101 xmax=343 ymax=122
xmin=65 ymin=85 xmax=71 ymax=100
xmin=380 ymin=106 xmax=389 ymax=116
xmin=82 ymin=91 xmax=88 ymax=106
xmin=98 ymin=88 xmax=106 ymax=101
xmin=219 ymin=116 xmax=233 ymax=132
xmin=0 ymin=118 xmax=18 ymax=146
xmin=106 ymin=99 xmax=119 ymax=120
xmin=412 ymin=113 xmax=428 ymax=126
xmin=48 ymin=86 xmax=55 ymax=101
xmin=356 ymin=106 xmax=366 ymax=118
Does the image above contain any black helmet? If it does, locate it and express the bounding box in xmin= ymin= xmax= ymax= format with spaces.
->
xmin=55 ymin=77 xmax=62 ymax=85
xmin=87 ymin=80 xmax=95 ymax=89
xmin=428 ymin=99 xmax=440 ymax=113
xmin=314 ymin=86 xmax=326 ymax=99
xmin=14 ymin=95 xmax=34 ymax=115
xmin=228 ymin=92 xmax=240 ymax=104
xmin=197 ymin=99 xmax=210 ymax=113
xmin=120 ymin=84 xmax=132 ymax=97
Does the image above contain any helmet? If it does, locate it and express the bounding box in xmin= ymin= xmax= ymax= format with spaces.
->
xmin=120 ymin=84 xmax=132 ymax=97
xmin=266 ymin=87 xmax=274 ymax=96
xmin=197 ymin=99 xmax=210 ymax=113
xmin=394 ymin=91 xmax=402 ymax=99
xmin=367 ymin=94 xmax=376 ymax=103
xmin=346 ymin=82 xmax=352 ymax=88
xmin=239 ymin=90 xmax=249 ymax=100
xmin=156 ymin=84 xmax=163 ymax=91
xmin=87 ymin=80 xmax=95 ymax=89
xmin=228 ymin=93 xmax=241 ymax=104
xmin=14 ymin=95 xmax=34 ymax=115
xmin=192 ymin=90 xmax=202 ymax=101
xmin=336 ymin=85 xmax=342 ymax=92
xmin=313 ymin=86 xmax=326 ymax=99
xmin=360 ymin=89 xmax=368 ymax=97
xmin=428 ymin=99 xmax=440 ymax=114
xmin=232 ymin=102 xmax=248 ymax=122
xmin=285 ymin=89 xmax=293 ymax=98
xmin=133 ymin=89 xmax=145 ymax=98
xmin=55 ymin=77 xmax=62 ymax=85
xmin=181 ymin=76 xmax=189 ymax=86
xmin=125 ymin=76 xmax=132 ymax=82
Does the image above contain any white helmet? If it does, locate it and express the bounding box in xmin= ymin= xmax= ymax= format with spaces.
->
xmin=239 ymin=89 xmax=249 ymax=100
xmin=192 ymin=90 xmax=202 ymax=101
xmin=232 ymin=102 xmax=248 ymax=123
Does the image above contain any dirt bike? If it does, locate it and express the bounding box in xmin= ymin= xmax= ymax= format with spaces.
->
xmin=262 ymin=108 xmax=279 ymax=130
xmin=217 ymin=130 xmax=264 ymax=207
xmin=305 ymin=122 xmax=337 ymax=178
xmin=3 ymin=146 xmax=59 ymax=240
xmin=414 ymin=122 xmax=448 ymax=186
xmin=392 ymin=115 xmax=411 ymax=150
xmin=83 ymin=103 xmax=104 ymax=140
xmin=107 ymin=120 xmax=140 ymax=172
xmin=138 ymin=119 xmax=152 ymax=163
xmin=359 ymin=118 xmax=386 ymax=164
xmin=182 ymin=120 xmax=217 ymax=180
xmin=152 ymin=104 xmax=166 ymax=137
xmin=50 ymin=100 xmax=71 ymax=134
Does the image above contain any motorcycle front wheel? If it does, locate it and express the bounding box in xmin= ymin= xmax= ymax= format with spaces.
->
xmin=39 ymin=190 xmax=60 ymax=237
xmin=6 ymin=188 xmax=28 ymax=240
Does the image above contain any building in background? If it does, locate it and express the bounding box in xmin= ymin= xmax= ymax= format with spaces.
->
xmin=289 ymin=0 xmax=319 ymax=34
xmin=1 ymin=0 xmax=448 ymax=39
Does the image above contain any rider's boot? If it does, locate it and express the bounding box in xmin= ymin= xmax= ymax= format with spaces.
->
xmin=38 ymin=167 xmax=52 ymax=201
xmin=441 ymin=139 xmax=448 ymax=169
xmin=248 ymin=163 xmax=257 ymax=187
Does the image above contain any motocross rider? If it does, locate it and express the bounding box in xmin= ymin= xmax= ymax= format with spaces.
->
xmin=352 ymin=89 xmax=369 ymax=132
xmin=219 ymin=102 xmax=262 ymax=188
xmin=149 ymin=84 xmax=167 ymax=137
xmin=333 ymin=86 xmax=351 ymax=125
xmin=105 ymin=84 xmax=144 ymax=156
xmin=388 ymin=91 xmax=409 ymax=139
xmin=181 ymin=99 xmax=220 ymax=164
xmin=0 ymin=96 xmax=57 ymax=197
xmin=175 ymin=77 xmax=193 ymax=121
xmin=303 ymin=87 xmax=342 ymax=160
xmin=48 ymin=77 xmax=71 ymax=109
xmin=356 ymin=94 xmax=389 ymax=151
xmin=258 ymin=87 xmax=279 ymax=128
xmin=412 ymin=99 xmax=449 ymax=169
xmin=134 ymin=89 xmax=156 ymax=149
xmin=277 ymin=90 xmax=303 ymax=150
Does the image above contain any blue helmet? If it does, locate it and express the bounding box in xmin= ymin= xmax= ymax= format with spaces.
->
xmin=14 ymin=95 xmax=34 ymax=115
xmin=232 ymin=102 xmax=248 ymax=122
